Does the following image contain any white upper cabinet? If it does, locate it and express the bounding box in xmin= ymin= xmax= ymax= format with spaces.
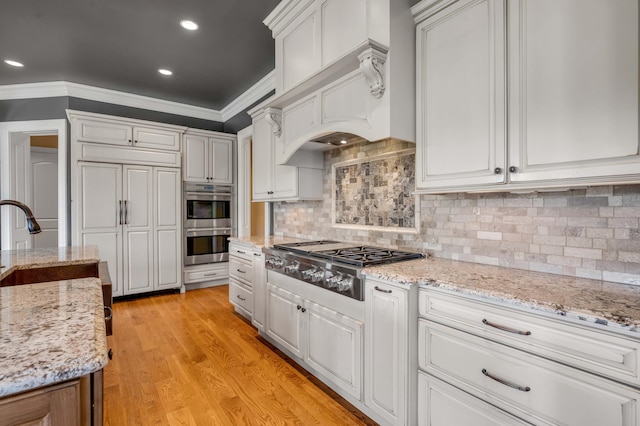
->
xmin=73 ymin=112 xmax=181 ymax=151
xmin=251 ymin=109 xmax=323 ymax=202
xmin=68 ymin=110 xmax=184 ymax=167
xmin=413 ymin=0 xmax=640 ymax=193
xmin=415 ymin=0 xmax=506 ymax=190
xmin=183 ymin=130 xmax=234 ymax=184
xmin=507 ymin=0 xmax=639 ymax=184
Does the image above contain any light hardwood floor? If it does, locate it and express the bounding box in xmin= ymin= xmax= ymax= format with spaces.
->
xmin=104 ymin=286 xmax=376 ymax=425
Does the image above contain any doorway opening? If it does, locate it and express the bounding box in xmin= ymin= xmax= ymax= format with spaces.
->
xmin=0 ymin=119 xmax=68 ymax=250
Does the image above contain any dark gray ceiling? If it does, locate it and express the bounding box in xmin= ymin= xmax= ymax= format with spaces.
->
xmin=0 ymin=0 xmax=282 ymax=110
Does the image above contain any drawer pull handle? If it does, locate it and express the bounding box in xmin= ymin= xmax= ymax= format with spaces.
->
xmin=254 ymin=253 xmax=261 ymax=257
xmin=237 ymin=250 xmax=246 ymax=254
xmin=236 ymin=295 xmax=246 ymax=301
xmin=203 ymin=273 xmax=218 ymax=277
xmin=236 ymin=269 xmax=246 ymax=274
xmin=374 ymin=286 xmax=392 ymax=293
xmin=482 ymin=369 xmax=531 ymax=392
xmin=104 ymin=306 xmax=113 ymax=321
xmin=482 ymin=319 xmax=531 ymax=336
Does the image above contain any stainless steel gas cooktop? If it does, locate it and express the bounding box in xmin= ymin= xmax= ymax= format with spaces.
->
xmin=264 ymin=240 xmax=425 ymax=300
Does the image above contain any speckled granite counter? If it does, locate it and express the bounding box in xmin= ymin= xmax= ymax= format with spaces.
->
xmin=0 ymin=246 xmax=100 ymax=281
xmin=228 ymin=235 xmax=304 ymax=249
xmin=363 ymin=257 xmax=640 ymax=334
xmin=0 ymin=246 xmax=107 ymax=398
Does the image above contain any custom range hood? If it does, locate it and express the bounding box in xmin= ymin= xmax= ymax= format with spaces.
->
xmin=250 ymin=0 xmax=416 ymax=167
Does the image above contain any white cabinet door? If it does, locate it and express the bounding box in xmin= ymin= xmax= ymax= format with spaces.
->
xmin=266 ymin=283 xmax=306 ymax=359
xmin=251 ymin=251 xmax=267 ymax=332
xmin=306 ymin=302 xmax=363 ymax=400
xmin=418 ymin=372 xmax=529 ymax=426
xmin=133 ymin=126 xmax=180 ymax=151
xmin=365 ymin=280 xmax=408 ymax=426
xmin=122 ymin=165 xmax=154 ymax=295
xmin=76 ymin=119 xmax=132 ymax=146
xmin=77 ymin=162 xmax=123 ymax=296
xmin=209 ymin=138 xmax=233 ymax=184
xmin=415 ymin=0 xmax=506 ymax=191
xmin=507 ymin=0 xmax=640 ymax=183
xmin=154 ymin=167 xmax=181 ymax=290
xmin=183 ymin=134 xmax=208 ymax=182
xmin=251 ymin=115 xmax=274 ymax=200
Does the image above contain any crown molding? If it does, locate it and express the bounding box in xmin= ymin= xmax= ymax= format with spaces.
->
xmin=220 ymin=69 xmax=276 ymax=121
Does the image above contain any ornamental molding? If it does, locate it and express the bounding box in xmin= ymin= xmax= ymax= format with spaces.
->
xmin=264 ymin=107 xmax=282 ymax=137
xmin=358 ymin=47 xmax=387 ymax=99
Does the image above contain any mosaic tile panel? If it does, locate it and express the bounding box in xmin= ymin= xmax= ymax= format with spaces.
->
xmin=333 ymin=150 xmax=415 ymax=229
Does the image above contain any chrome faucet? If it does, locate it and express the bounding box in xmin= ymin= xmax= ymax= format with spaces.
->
xmin=0 ymin=200 xmax=42 ymax=234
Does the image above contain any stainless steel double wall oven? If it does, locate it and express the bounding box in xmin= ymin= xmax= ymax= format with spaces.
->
xmin=184 ymin=183 xmax=232 ymax=265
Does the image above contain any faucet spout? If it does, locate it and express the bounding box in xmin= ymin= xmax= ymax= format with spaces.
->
xmin=0 ymin=200 xmax=42 ymax=234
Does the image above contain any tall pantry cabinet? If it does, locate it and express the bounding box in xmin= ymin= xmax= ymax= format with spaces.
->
xmin=69 ymin=111 xmax=184 ymax=297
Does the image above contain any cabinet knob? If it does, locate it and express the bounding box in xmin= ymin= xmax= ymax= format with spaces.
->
xmin=494 ymin=167 xmax=502 ymax=175
xmin=508 ymin=166 xmax=517 ymax=173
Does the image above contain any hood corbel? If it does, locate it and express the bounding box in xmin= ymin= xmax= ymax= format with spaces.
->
xmin=358 ymin=47 xmax=387 ymax=99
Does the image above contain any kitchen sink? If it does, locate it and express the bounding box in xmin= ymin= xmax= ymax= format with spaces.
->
xmin=0 ymin=262 xmax=100 ymax=286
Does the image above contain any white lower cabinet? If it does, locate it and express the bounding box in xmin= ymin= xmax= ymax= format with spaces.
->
xmin=250 ymin=250 xmax=266 ymax=332
xmin=305 ymin=301 xmax=362 ymax=399
xmin=265 ymin=281 xmax=364 ymax=400
xmin=418 ymin=372 xmax=529 ymax=426
xmin=364 ymin=278 xmax=417 ymax=426
xmin=184 ymin=262 xmax=229 ymax=285
xmin=266 ymin=283 xmax=306 ymax=358
xmin=228 ymin=241 xmax=266 ymax=322
xmin=418 ymin=287 xmax=640 ymax=426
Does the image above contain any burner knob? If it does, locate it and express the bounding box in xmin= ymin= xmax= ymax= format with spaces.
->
xmin=337 ymin=275 xmax=354 ymax=292
xmin=272 ymin=257 xmax=284 ymax=268
xmin=311 ymin=269 xmax=325 ymax=283
xmin=326 ymin=273 xmax=342 ymax=288
xmin=301 ymin=267 xmax=316 ymax=280
xmin=285 ymin=261 xmax=299 ymax=273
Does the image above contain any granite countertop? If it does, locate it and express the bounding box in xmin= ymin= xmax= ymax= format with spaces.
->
xmin=363 ymin=257 xmax=640 ymax=334
xmin=231 ymin=236 xmax=640 ymax=334
xmin=0 ymin=246 xmax=100 ymax=281
xmin=0 ymin=246 xmax=107 ymax=398
xmin=228 ymin=235 xmax=304 ymax=248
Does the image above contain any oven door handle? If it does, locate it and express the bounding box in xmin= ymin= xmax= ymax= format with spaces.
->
xmin=185 ymin=192 xmax=232 ymax=200
xmin=185 ymin=228 xmax=232 ymax=236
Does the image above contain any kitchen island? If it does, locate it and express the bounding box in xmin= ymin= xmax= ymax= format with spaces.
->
xmin=0 ymin=246 xmax=108 ymax=425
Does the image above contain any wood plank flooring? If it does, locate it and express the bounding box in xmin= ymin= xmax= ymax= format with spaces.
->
xmin=104 ymin=286 xmax=377 ymax=425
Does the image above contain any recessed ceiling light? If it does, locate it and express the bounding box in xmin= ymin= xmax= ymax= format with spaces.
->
xmin=180 ymin=20 xmax=199 ymax=30
xmin=4 ymin=59 xmax=24 ymax=67
xmin=340 ymin=140 xmax=348 ymax=144
xmin=158 ymin=69 xmax=173 ymax=76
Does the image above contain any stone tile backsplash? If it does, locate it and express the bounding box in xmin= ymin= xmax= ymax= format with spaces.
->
xmin=333 ymin=149 xmax=416 ymax=229
xmin=272 ymin=140 xmax=640 ymax=285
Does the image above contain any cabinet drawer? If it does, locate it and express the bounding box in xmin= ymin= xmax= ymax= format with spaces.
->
xmin=420 ymin=320 xmax=640 ymax=426
xmin=419 ymin=288 xmax=640 ymax=387
xmin=229 ymin=279 xmax=252 ymax=314
xmin=418 ymin=372 xmax=529 ymax=426
xmin=229 ymin=257 xmax=253 ymax=285
xmin=229 ymin=245 xmax=254 ymax=261
xmin=184 ymin=264 xmax=228 ymax=284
